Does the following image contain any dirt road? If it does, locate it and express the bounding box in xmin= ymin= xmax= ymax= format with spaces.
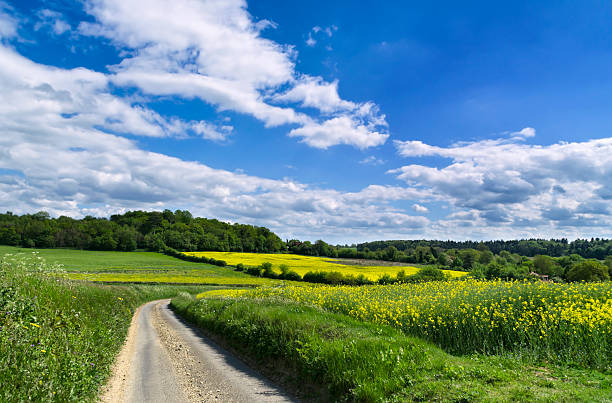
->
xmin=100 ymin=300 xmax=295 ymax=403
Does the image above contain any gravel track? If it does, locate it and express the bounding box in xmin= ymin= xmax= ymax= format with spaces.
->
xmin=100 ymin=299 xmax=295 ymax=403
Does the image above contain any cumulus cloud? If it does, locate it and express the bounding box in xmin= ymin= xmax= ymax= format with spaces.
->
xmin=289 ymin=115 xmax=388 ymax=149
xmin=75 ymin=0 xmax=386 ymax=149
xmin=273 ymin=76 xmax=354 ymax=114
xmin=0 ymin=45 xmax=226 ymax=140
xmin=391 ymin=132 xmax=612 ymax=232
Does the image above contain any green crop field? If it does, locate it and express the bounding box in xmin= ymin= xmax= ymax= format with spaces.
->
xmin=185 ymin=251 xmax=466 ymax=280
xmin=0 ymin=246 xmax=276 ymax=286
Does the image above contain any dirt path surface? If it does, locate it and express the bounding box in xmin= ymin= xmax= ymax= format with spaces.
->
xmin=100 ymin=300 xmax=295 ymax=403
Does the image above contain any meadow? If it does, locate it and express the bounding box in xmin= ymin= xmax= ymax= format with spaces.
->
xmin=185 ymin=251 xmax=466 ymax=280
xmin=237 ymin=280 xmax=612 ymax=370
xmin=0 ymin=246 xmax=275 ymax=286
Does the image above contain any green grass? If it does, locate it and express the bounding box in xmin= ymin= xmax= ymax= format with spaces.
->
xmin=171 ymin=294 xmax=612 ymax=402
xmin=0 ymin=251 xmax=219 ymax=402
xmin=0 ymin=245 xmax=206 ymax=271
xmin=0 ymin=246 xmax=276 ymax=286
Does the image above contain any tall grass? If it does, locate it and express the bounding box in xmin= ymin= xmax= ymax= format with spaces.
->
xmin=0 ymin=252 xmax=211 ymax=402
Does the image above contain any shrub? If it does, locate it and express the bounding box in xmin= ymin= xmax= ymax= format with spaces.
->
xmin=261 ymin=262 xmax=277 ymax=279
xmin=282 ymin=270 xmax=302 ymax=281
xmin=279 ymin=264 xmax=290 ymax=275
xmin=566 ymin=260 xmax=610 ymax=282
xmin=377 ymin=273 xmax=394 ymax=285
xmin=246 ymin=266 xmax=263 ymax=277
xmin=409 ymin=267 xmax=448 ymax=282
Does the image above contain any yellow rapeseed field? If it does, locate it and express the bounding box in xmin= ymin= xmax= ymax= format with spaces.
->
xmin=184 ymin=251 xmax=465 ymax=280
xmin=196 ymin=289 xmax=248 ymax=299
xmin=237 ymin=279 xmax=612 ymax=368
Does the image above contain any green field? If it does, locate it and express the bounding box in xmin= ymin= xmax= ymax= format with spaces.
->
xmin=0 ymin=246 xmax=276 ymax=286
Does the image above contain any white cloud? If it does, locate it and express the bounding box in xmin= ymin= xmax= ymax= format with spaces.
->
xmin=77 ymin=0 xmax=381 ymax=148
xmin=191 ymin=121 xmax=233 ymax=141
xmin=305 ymin=33 xmax=316 ymax=47
xmin=305 ymin=24 xmax=337 ymax=47
xmin=35 ymin=9 xmax=71 ymax=35
xmin=359 ymin=156 xmax=385 ymax=166
xmin=0 ymin=3 xmax=17 ymax=39
xmin=273 ymin=76 xmax=354 ymax=113
xmin=391 ymin=132 xmax=612 ymax=232
xmin=289 ymin=115 xmax=388 ymax=149
xmin=0 ymin=44 xmax=231 ymax=141
xmin=512 ymin=126 xmax=535 ymax=138
xmin=412 ymin=204 xmax=428 ymax=213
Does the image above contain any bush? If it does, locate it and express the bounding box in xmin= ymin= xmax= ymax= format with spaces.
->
xmin=409 ymin=267 xmax=448 ymax=282
xmin=282 ymin=270 xmax=302 ymax=281
xmin=235 ymin=263 xmax=244 ymax=271
xmin=261 ymin=262 xmax=277 ymax=279
xmin=279 ymin=264 xmax=290 ymax=275
xmin=246 ymin=266 xmax=263 ymax=277
xmin=277 ymin=264 xmax=301 ymax=281
xmin=566 ymin=260 xmax=610 ymax=282
xmin=377 ymin=273 xmax=394 ymax=285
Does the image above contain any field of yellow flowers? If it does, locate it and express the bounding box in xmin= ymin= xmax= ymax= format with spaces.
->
xmin=239 ymin=279 xmax=612 ymax=369
xmin=185 ymin=251 xmax=465 ymax=280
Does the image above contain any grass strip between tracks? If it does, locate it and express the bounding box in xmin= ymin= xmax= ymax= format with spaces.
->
xmin=170 ymin=294 xmax=612 ymax=402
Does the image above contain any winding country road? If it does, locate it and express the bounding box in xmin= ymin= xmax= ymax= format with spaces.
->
xmin=100 ymin=300 xmax=295 ymax=403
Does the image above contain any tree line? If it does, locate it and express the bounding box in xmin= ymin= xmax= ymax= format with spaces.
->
xmin=355 ymin=238 xmax=612 ymax=259
xmin=0 ymin=210 xmax=284 ymax=253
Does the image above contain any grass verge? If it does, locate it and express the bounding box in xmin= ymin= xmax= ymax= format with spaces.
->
xmin=171 ymin=294 xmax=612 ymax=402
xmin=0 ymin=252 xmax=215 ymax=402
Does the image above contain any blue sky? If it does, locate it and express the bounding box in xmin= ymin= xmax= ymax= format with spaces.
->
xmin=1 ymin=0 xmax=612 ymax=243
